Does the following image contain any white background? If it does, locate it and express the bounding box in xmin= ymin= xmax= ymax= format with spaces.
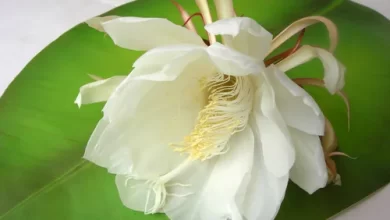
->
xmin=0 ymin=0 xmax=389 ymax=219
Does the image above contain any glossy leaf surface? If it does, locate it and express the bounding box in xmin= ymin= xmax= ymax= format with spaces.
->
xmin=0 ymin=0 xmax=389 ymax=219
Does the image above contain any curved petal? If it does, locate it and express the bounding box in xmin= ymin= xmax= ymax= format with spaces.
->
xmin=207 ymin=42 xmax=264 ymax=76
xmin=205 ymin=17 xmax=272 ymax=59
xmin=84 ymin=69 xmax=208 ymax=178
xmin=268 ymin=16 xmax=338 ymax=55
xmin=289 ymin=128 xmax=328 ymax=194
xmin=74 ymin=76 xmax=126 ymax=107
xmin=276 ymin=45 xmax=345 ymax=94
xmin=268 ymin=65 xmax=325 ymax=135
xmin=253 ymin=80 xmax=295 ymax=177
xmin=102 ymin=17 xmax=205 ymax=51
xmin=240 ymin=121 xmax=289 ymax=220
xmin=131 ymin=45 xmax=214 ymax=81
xmin=165 ymin=126 xmax=255 ymax=220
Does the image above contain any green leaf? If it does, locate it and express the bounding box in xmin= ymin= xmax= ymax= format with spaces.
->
xmin=0 ymin=0 xmax=389 ymax=219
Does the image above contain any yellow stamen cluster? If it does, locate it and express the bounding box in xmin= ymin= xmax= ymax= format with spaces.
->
xmin=171 ymin=73 xmax=254 ymax=160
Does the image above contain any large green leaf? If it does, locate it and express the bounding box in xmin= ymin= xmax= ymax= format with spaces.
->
xmin=0 ymin=0 xmax=389 ymax=219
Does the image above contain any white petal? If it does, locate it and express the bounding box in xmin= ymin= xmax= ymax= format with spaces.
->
xmin=253 ymin=82 xmax=295 ymax=177
xmin=289 ymin=128 xmax=328 ymax=194
xmin=83 ymin=118 xmax=134 ymax=174
xmin=86 ymin=16 xmax=120 ymax=32
xmin=165 ymin=126 xmax=255 ymax=220
xmin=268 ymin=65 xmax=325 ymax=135
xmin=198 ymin=127 xmax=254 ymax=220
xmin=131 ymin=45 xmax=213 ymax=81
xmin=85 ymin=69 xmax=207 ymax=178
xmin=205 ymin=17 xmax=272 ymax=59
xmin=102 ymin=79 xmax=155 ymax=121
xmin=207 ymin=42 xmax=264 ymax=76
xmin=241 ymin=121 xmax=289 ymax=220
xmin=102 ymin=17 xmax=205 ymax=51
xmin=74 ymin=76 xmax=126 ymax=108
xmin=164 ymin=159 xmax=212 ymax=215
xmin=276 ymin=45 xmax=345 ymax=94
xmin=256 ymin=115 xmax=295 ymax=178
xmin=132 ymin=45 xmax=205 ymax=69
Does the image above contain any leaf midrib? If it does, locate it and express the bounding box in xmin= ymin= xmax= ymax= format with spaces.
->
xmin=0 ymin=160 xmax=91 ymax=219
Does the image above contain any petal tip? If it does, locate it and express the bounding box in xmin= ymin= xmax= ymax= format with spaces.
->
xmin=74 ymin=94 xmax=82 ymax=108
xmin=334 ymin=174 xmax=342 ymax=186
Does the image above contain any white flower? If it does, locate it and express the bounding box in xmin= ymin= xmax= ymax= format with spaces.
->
xmin=75 ymin=1 xmax=346 ymax=219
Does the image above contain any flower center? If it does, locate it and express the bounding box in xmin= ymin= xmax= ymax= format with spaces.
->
xmin=172 ymin=73 xmax=254 ymax=160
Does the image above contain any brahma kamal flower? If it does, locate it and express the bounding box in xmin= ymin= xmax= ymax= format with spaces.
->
xmin=75 ymin=0 xmax=349 ymax=219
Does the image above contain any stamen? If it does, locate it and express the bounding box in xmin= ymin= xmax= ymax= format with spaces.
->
xmin=172 ymin=74 xmax=254 ymax=160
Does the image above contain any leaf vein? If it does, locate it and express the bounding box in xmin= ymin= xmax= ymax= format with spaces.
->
xmin=0 ymin=160 xmax=91 ymax=219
